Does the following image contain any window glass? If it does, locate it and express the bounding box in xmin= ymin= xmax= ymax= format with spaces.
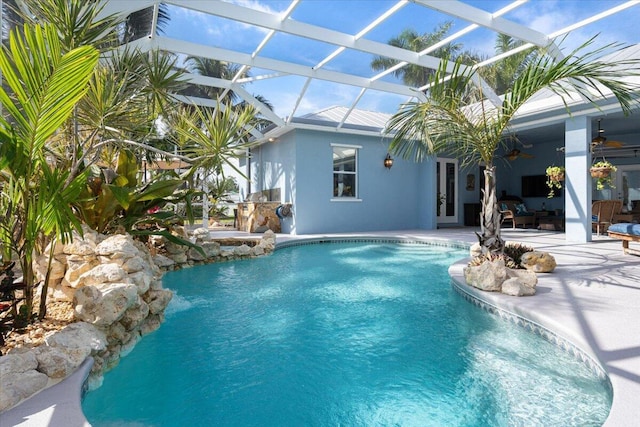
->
xmin=333 ymin=146 xmax=357 ymax=198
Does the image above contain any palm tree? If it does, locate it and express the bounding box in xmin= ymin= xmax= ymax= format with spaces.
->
xmin=184 ymin=56 xmax=249 ymax=101
xmin=0 ymin=24 xmax=99 ymax=321
xmin=478 ymin=34 xmax=539 ymax=95
xmin=370 ymin=22 xmax=468 ymax=87
xmin=385 ymin=38 xmax=639 ymax=254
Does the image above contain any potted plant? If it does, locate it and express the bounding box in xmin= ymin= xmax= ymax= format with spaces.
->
xmin=545 ymin=165 xmax=565 ymax=198
xmin=590 ymin=160 xmax=617 ymax=190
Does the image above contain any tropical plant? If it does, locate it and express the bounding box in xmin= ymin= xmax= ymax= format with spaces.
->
xmin=184 ymin=56 xmax=248 ymax=101
xmin=478 ymin=34 xmax=539 ymax=95
xmin=0 ymin=24 xmax=99 ymax=321
xmin=370 ymin=22 xmax=470 ymax=87
xmin=385 ymin=37 xmax=639 ymax=254
xmin=545 ymin=165 xmax=565 ymax=198
xmin=590 ymin=160 xmax=617 ymax=190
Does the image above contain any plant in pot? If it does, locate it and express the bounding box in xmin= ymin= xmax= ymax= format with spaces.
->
xmin=590 ymin=160 xmax=617 ymax=190
xmin=545 ymin=165 xmax=565 ymax=198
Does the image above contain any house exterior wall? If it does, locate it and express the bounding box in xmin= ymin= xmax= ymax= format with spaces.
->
xmin=252 ymin=129 xmax=437 ymax=234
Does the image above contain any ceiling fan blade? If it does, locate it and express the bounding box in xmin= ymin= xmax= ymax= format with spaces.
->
xmin=605 ymin=140 xmax=625 ymax=148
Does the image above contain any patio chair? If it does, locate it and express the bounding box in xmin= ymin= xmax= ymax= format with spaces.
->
xmin=500 ymin=199 xmax=535 ymax=228
xmin=592 ymin=200 xmax=622 ymax=235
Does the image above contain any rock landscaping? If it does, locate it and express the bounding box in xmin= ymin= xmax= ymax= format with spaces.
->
xmin=0 ymin=227 xmax=276 ymax=413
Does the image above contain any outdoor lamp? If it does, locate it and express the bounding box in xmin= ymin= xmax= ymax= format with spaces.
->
xmin=384 ymin=153 xmax=394 ymax=169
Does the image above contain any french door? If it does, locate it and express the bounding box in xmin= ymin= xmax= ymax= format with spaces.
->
xmin=436 ymin=158 xmax=458 ymax=224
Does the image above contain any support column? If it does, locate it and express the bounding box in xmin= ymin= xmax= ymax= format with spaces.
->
xmin=564 ymin=116 xmax=592 ymax=243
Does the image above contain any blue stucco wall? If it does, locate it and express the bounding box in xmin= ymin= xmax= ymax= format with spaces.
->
xmin=253 ymin=129 xmax=437 ymax=234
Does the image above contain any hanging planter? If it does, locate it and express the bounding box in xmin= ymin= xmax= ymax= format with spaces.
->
xmin=590 ymin=161 xmax=617 ymax=190
xmin=545 ymin=165 xmax=565 ymax=198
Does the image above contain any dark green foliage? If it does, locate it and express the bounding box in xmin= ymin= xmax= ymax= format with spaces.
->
xmin=504 ymin=242 xmax=535 ymax=267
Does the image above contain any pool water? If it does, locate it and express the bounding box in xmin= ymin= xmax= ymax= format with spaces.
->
xmin=83 ymin=242 xmax=611 ymax=426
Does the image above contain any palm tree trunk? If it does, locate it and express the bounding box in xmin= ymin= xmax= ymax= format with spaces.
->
xmin=477 ymin=166 xmax=504 ymax=254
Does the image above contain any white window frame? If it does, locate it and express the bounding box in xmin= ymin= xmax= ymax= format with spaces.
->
xmin=331 ymin=143 xmax=362 ymax=202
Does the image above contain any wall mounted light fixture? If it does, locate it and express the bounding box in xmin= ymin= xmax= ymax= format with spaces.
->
xmin=384 ymin=153 xmax=394 ymax=169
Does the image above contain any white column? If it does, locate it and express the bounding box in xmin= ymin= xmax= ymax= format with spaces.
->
xmin=564 ymin=116 xmax=592 ymax=242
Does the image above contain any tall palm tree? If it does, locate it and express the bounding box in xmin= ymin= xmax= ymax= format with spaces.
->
xmin=385 ymin=38 xmax=639 ymax=254
xmin=184 ymin=56 xmax=249 ymax=101
xmin=478 ymin=34 xmax=539 ymax=95
xmin=370 ymin=22 xmax=469 ymax=87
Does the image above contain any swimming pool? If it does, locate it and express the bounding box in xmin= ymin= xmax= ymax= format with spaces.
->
xmin=83 ymin=241 xmax=611 ymax=426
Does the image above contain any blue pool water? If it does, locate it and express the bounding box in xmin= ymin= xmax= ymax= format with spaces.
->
xmin=83 ymin=242 xmax=611 ymax=426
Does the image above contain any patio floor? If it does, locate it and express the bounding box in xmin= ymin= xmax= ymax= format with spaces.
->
xmin=2 ymin=227 xmax=639 ymax=426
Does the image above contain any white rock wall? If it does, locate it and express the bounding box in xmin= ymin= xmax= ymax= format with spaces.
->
xmin=0 ymin=226 xmax=276 ymax=413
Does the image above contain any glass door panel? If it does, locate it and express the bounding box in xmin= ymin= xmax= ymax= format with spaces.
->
xmin=437 ymin=158 xmax=458 ymax=224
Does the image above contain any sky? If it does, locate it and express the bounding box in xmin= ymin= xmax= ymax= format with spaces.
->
xmin=161 ymin=0 xmax=640 ymax=119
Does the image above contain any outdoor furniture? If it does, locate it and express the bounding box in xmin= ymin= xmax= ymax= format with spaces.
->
xmin=607 ymin=223 xmax=640 ymax=256
xmin=500 ymin=200 xmax=535 ymax=228
xmin=592 ymin=200 xmax=623 ymax=235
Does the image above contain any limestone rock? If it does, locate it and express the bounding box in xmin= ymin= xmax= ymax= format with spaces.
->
xmin=0 ymin=370 xmax=49 ymax=412
xmin=192 ymin=227 xmax=210 ymax=242
xmin=95 ymin=234 xmax=139 ymax=259
xmin=251 ymin=245 xmax=265 ymax=256
xmin=520 ymin=251 xmax=557 ymax=273
xmin=120 ymin=297 xmax=150 ymax=331
xmin=234 ymin=244 xmax=252 ymax=256
xmin=65 ymin=257 xmax=98 ymax=287
xmin=506 ymin=268 xmax=538 ymax=288
xmin=201 ymin=241 xmax=221 ymax=258
xmin=45 ymin=322 xmax=107 ymax=353
xmin=188 ymin=246 xmax=206 ymax=261
xmin=74 ymin=283 xmax=138 ymax=326
xmin=463 ymin=259 xmax=507 ymax=292
xmin=121 ymin=256 xmax=147 ymax=274
xmin=469 ymin=243 xmax=483 ymax=258
xmin=78 ymin=264 xmax=129 ymax=287
xmin=170 ymin=252 xmax=188 ymax=264
xmin=502 ymin=278 xmax=537 ymax=296
xmin=34 ymin=345 xmax=87 ymax=378
xmin=143 ymin=289 xmax=173 ymax=315
xmin=140 ymin=314 xmax=163 ymax=336
xmin=63 ymin=239 xmax=96 ymax=256
xmin=106 ymin=321 xmax=130 ymax=346
xmin=0 ymin=351 xmax=38 ymax=376
xmin=152 ymin=253 xmax=175 ymax=269
xmin=128 ymin=271 xmax=152 ymax=294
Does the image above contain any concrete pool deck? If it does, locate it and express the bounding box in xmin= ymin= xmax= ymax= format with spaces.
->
xmin=2 ymin=227 xmax=639 ymax=426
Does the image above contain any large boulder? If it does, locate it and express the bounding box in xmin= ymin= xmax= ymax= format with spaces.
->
xmin=74 ymin=283 xmax=139 ymax=326
xmin=95 ymin=234 xmax=139 ymax=259
xmin=0 ymin=351 xmax=49 ymax=411
xmin=520 ymin=251 xmax=557 ymax=273
xmin=464 ymin=259 xmax=507 ymax=292
xmin=501 ymin=268 xmax=538 ymax=296
xmin=78 ymin=264 xmax=129 ymax=287
xmin=143 ymin=289 xmax=173 ymax=315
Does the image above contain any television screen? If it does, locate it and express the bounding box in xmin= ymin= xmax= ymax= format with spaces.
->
xmin=521 ymin=174 xmax=559 ymax=198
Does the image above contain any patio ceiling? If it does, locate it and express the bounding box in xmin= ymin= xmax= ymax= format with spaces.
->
xmin=102 ymin=0 xmax=640 ymax=142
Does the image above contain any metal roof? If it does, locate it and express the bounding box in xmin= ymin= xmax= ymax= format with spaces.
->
xmin=102 ymin=0 xmax=640 ymax=141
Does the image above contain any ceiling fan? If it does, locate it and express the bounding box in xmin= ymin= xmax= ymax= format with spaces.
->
xmin=592 ymin=119 xmax=625 ymax=149
xmin=503 ymin=148 xmax=534 ymax=161
xmin=502 ymin=134 xmax=534 ymax=161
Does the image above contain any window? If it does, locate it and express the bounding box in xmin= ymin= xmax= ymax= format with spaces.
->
xmin=332 ymin=145 xmax=358 ymax=198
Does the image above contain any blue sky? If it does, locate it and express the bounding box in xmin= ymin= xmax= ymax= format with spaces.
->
xmin=162 ymin=0 xmax=640 ymax=118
